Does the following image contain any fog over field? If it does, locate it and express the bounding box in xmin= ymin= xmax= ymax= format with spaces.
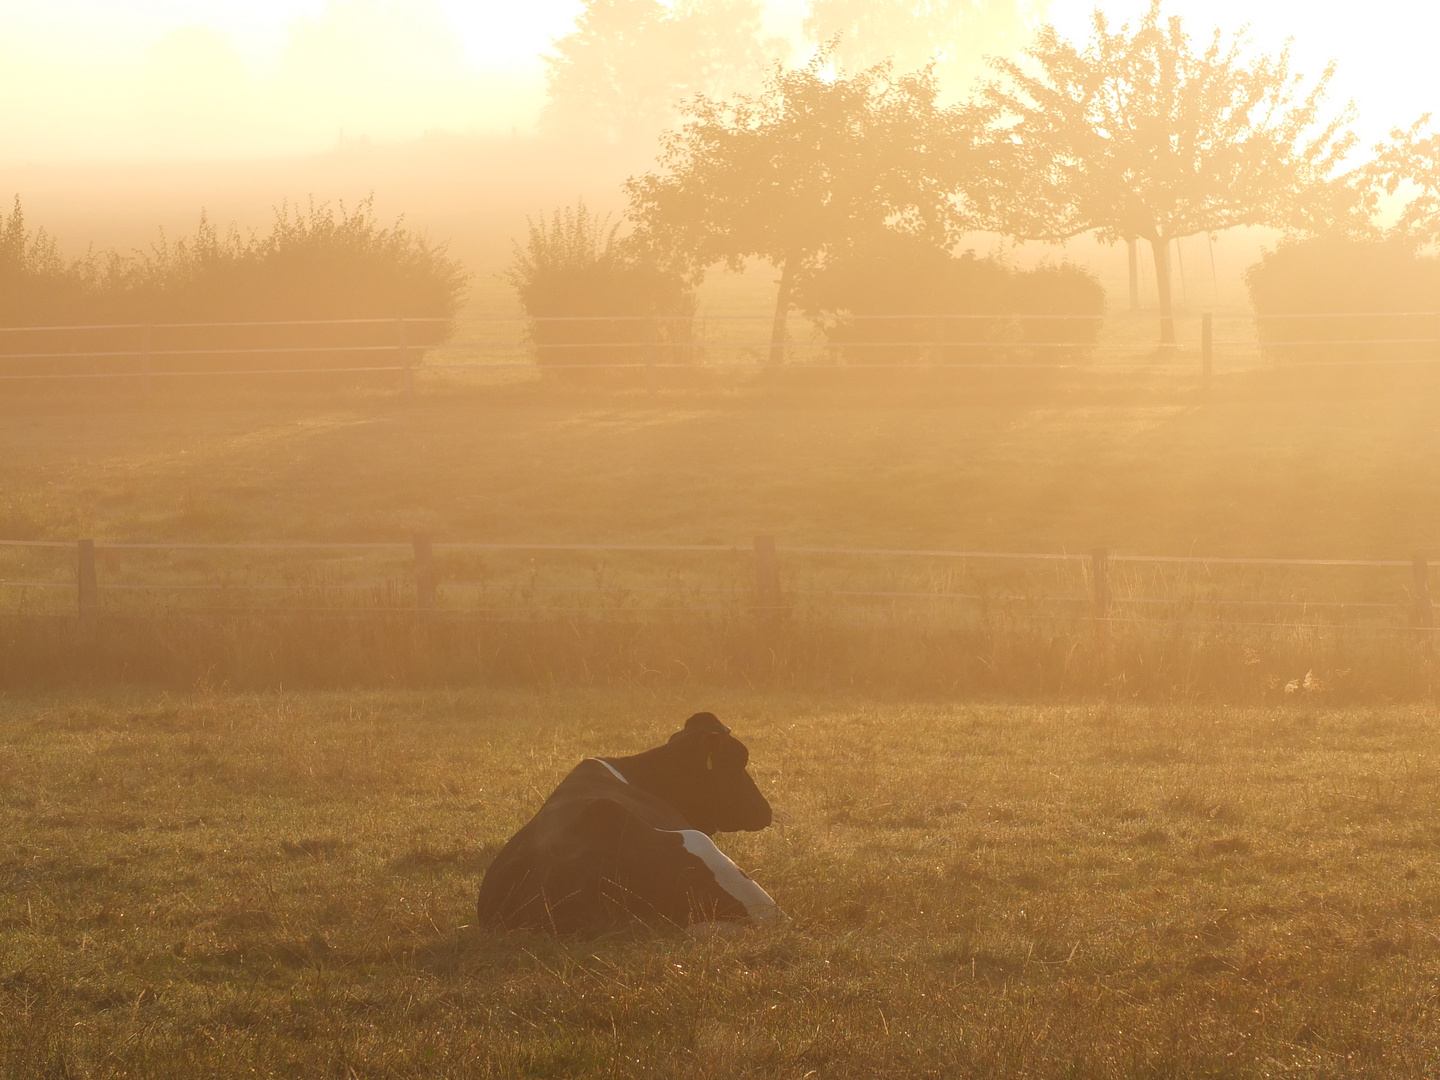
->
xmin=1 ymin=0 xmax=1436 ymax=304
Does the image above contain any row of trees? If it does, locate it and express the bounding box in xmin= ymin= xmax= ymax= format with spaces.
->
xmin=525 ymin=2 xmax=1440 ymax=354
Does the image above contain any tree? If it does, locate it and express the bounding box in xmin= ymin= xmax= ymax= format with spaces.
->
xmin=1370 ymin=117 xmax=1440 ymax=248
xmin=980 ymin=0 xmax=1358 ymax=345
xmin=626 ymin=58 xmax=978 ymax=363
xmin=543 ymin=0 xmax=786 ymax=147
xmin=803 ymin=0 xmax=1042 ymax=92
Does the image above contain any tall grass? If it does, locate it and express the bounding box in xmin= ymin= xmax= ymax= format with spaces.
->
xmin=3 ymin=606 xmax=1436 ymax=701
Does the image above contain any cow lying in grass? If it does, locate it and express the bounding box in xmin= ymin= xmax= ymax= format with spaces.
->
xmin=477 ymin=712 xmax=781 ymax=934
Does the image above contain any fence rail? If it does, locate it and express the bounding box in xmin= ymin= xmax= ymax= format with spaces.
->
xmin=1 ymin=311 xmax=1438 ymax=383
xmin=2 ymin=534 xmax=1436 ymax=635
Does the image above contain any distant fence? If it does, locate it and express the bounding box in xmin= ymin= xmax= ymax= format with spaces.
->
xmin=0 ymin=317 xmax=451 ymax=386
xmin=2 ymin=535 xmax=1437 ymax=637
xmin=1 ymin=311 xmax=1438 ymax=384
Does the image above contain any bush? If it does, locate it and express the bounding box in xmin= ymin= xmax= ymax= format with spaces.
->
xmin=1246 ymin=237 xmax=1440 ymax=364
xmin=507 ymin=204 xmax=695 ymax=368
xmin=0 ymin=197 xmax=84 ymax=327
xmin=0 ymin=197 xmax=466 ymax=377
xmin=1009 ymin=263 xmax=1107 ymax=354
xmin=796 ymin=232 xmax=1104 ymax=363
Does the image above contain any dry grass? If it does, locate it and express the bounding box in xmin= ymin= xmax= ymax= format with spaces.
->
xmin=3 ymin=688 xmax=1440 ymax=1077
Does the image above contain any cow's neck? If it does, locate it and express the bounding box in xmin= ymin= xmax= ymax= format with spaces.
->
xmin=592 ymin=758 xmax=628 ymax=784
xmin=600 ymin=748 xmax=697 ymax=826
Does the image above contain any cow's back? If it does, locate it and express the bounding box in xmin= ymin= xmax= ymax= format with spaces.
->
xmin=477 ymin=760 xmax=732 ymax=933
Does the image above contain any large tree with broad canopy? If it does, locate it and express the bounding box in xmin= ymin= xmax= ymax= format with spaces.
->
xmin=625 ymin=57 xmax=980 ymax=363
xmin=979 ymin=0 xmax=1361 ymax=345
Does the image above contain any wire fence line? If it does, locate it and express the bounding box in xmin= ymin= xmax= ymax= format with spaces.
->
xmin=0 ymin=581 xmax=1418 ymax=613
xmin=0 ymin=536 xmax=1431 ymax=566
xmin=0 ymin=312 xmax=1429 ymax=329
xmin=1 ymin=310 xmax=1438 ymax=381
xmin=2 ymin=534 xmax=1437 ymax=637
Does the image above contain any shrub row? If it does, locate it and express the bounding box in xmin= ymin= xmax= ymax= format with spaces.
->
xmin=798 ymin=233 xmax=1106 ymax=364
xmin=0 ymin=197 xmax=466 ymax=376
xmin=1247 ymin=237 xmax=1440 ymax=364
xmin=509 ymin=214 xmax=1106 ymax=367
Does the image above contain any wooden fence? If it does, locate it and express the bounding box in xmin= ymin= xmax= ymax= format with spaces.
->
xmin=4 ymin=535 xmax=1437 ymax=637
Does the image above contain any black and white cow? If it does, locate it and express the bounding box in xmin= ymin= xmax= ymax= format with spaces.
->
xmin=476 ymin=712 xmax=780 ymax=934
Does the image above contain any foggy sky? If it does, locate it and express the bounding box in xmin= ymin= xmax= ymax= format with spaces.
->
xmin=0 ymin=0 xmax=1435 ymax=163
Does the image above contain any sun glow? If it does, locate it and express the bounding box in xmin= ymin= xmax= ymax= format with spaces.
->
xmin=0 ymin=0 xmax=1435 ymax=163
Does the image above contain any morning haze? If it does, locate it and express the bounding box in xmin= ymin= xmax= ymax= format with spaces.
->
xmin=3 ymin=0 xmax=1434 ymax=292
xmin=4 ymin=0 xmax=1440 ymax=1075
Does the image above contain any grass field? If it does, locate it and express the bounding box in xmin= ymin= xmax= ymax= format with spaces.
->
xmin=4 ymin=688 xmax=1440 ymax=1077
xmin=6 ymin=308 xmax=1440 ymax=1074
xmin=3 ymin=340 xmax=1436 ymax=557
xmin=4 ymin=348 xmax=1440 ymax=695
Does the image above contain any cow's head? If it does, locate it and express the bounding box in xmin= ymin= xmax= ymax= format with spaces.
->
xmin=619 ymin=712 xmax=772 ymax=835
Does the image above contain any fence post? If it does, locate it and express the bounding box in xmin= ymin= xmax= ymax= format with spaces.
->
xmin=1201 ymin=312 xmax=1213 ymax=387
xmin=413 ymin=532 xmax=436 ymax=611
xmin=643 ymin=316 xmax=658 ymax=388
xmin=398 ymin=317 xmax=414 ymax=395
xmin=1090 ymin=548 xmax=1111 ymax=644
xmin=78 ymin=539 xmax=97 ymax=620
xmin=1127 ymin=238 xmax=1140 ymax=313
xmin=1413 ymin=553 xmax=1433 ymax=629
xmin=141 ymin=324 xmax=153 ymax=388
xmin=643 ymin=316 xmax=657 ymax=369
xmin=754 ymin=535 xmax=780 ymax=615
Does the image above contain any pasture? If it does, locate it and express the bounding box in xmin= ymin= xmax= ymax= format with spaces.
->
xmin=4 ymin=357 xmax=1440 ymax=697
xmin=5 ymin=330 xmax=1440 ymax=1075
xmin=3 ymin=688 xmax=1439 ymax=1077
xmin=6 ymin=352 xmax=1440 ymax=559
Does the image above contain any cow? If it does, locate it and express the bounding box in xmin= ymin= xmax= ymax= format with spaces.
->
xmin=476 ymin=712 xmax=781 ymax=934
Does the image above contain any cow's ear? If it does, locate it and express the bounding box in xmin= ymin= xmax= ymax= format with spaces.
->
xmin=684 ymin=712 xmax=729 ymax=735
xmin=702 ymin=730 xmax=746 ymax=771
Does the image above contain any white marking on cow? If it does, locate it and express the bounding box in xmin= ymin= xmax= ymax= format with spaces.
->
xmin=589 ymin=757 xmax=782 ymax=924
xmin=592 ymin=758 xmax=629 ymax=784
xmin=671 ymin=829 xmax=781 ymax=923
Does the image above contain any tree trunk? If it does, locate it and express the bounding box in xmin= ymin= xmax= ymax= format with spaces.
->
xmin=1127 ymin=238 xmax=1139 ymax=313
xmin=1149 ymin=236 xmax=1176 ymax=347
xmin=768 ymin=254 xmax=795 ymax=367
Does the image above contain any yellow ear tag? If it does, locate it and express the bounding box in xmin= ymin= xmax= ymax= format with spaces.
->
xmin=706 ymin=753 xmax=714 ymax=770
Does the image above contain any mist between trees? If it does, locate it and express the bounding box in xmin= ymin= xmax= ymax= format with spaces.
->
xmin=516 ymin=0 xmax=1440 ymax=362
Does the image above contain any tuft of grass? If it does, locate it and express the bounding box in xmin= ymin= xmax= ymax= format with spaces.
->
xmin=3 ymin=688 xmax=1440 ymax=1076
